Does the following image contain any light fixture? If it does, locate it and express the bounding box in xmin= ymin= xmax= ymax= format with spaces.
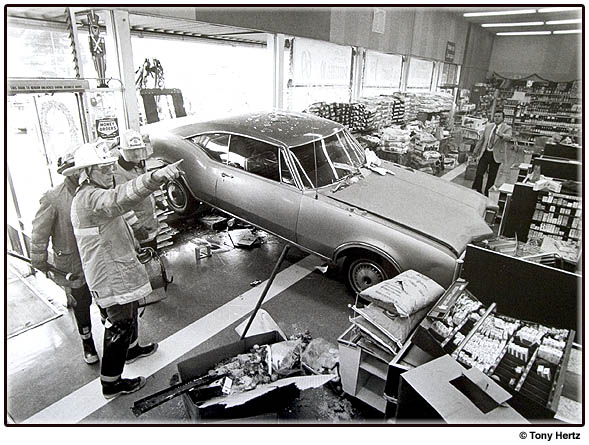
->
xmin=482 ymin=22 xmax=544 ymax=27
xmin=553 ymin=29 xmax=582 ymax=34
xmin=546 ymin=19 xmax=582 ymax=25
xmin=464 ymin=9 xmax=537 ymax=17
xmin=496 ymin=31 xmax=552 ymax=36
xmin=538 ymin=7 xmax=581 ymax=13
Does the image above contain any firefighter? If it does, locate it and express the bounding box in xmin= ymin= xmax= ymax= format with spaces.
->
xmin=31 ymin=152 xmax=99 ymax=365
xmin=64 ymin=140 xmax=183 ymax=399
xmin=113 ymin=130 xmax=159 ymax=250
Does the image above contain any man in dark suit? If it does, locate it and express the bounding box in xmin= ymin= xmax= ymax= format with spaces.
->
xmin=471 ymin=110 xmax=513 ymax=196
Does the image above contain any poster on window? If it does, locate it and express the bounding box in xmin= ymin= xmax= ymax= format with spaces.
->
xmin=407 ymin=58 xmax=434 ymax=89
xmin=292 ymin=37 xmax=352 ymax=86
xmin=363 ymin=51 xmax=403 ymax=89
xmin=96 ymin=117 xmax=119 ymax=140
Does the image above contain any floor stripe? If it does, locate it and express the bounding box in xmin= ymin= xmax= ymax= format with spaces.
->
xmin=23 ymin=254 xmax=322 ymax=424
xmin=441 ymin=163 xmax=466 ymax=181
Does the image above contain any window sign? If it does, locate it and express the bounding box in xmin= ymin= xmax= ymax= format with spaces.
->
xmin=438 ymin=63 xmax=459 ymax=87
xmin=292 ymin=37 xmax=352 ymax=86
xmin=407 ymin=57 xmax=434 ymax=89
xmin=363 ymin=51 xmax=403 ymax=89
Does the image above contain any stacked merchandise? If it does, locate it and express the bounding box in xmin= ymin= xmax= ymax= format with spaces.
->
xmin=357 ymin=96 xmax=405 ymax=130
xmin=424 ymin=279 xmax=574 ymax=416
xmin=348 ymin=271 xmax=445 ymax=358
xmin=337 ymin=271 xmax=445 ymax=413
xmin=378 ymin=126 xmax=411 ymax=164
xmin=402 ymin=92 xmax=454 ymax=122
xmin=304 ymin=102 xmax=369 ymax=132
xmin=340 ymin=270 xmax=444 ymax=361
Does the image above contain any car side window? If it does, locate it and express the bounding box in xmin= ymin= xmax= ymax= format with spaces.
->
xmin=190 ymin=133 xmax=229 ymax=163
xmin=229 ymin=135 xmax=283 ymax=183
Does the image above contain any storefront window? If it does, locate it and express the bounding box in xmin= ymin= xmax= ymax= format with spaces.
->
xmin=286 ymin=37 xmax=353 ymax=111
xmin=131 ymin=35 xmax=273 ymax=121
xmin=406 ymin=57 xmax=434 ymax=91
xmin=360 ymin=51 xmax=403 ymax=97
xmin=6 ymin=20 xmax=77 ymax=78
xmin=438 ymin=62 xmax=460 ymax=88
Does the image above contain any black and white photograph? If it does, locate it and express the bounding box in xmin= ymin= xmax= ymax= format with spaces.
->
xmin=2 ymin=1 xmax=584 ymax=437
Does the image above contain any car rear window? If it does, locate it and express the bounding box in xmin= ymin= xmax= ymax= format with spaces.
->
xmin=229 ymin=135 xmax=287 ymax=183
xmin=189 ymin=133 xmax=229 ymax=162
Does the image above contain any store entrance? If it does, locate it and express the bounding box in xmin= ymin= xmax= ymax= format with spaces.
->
xmin=6 ymin=92 xmax=85 ymax=254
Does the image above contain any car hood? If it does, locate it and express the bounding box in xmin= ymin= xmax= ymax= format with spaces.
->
xmin=322 ymin=162 xmax=494 ymax=255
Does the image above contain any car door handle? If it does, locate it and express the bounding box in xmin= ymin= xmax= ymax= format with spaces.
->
xmin=221 ymin=172 xmax=234 ymax=179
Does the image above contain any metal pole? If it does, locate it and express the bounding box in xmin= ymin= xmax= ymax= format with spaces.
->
xmin=32 ymin=95 xmax=54 ymax=188
xmin=240 ymin=244 xmax=290 ymax=340
xmin=6 ymin=167 xmax=34 ymax=275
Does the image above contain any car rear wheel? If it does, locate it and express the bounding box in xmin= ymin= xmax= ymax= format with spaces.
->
xmin=165 ymin=178 xmax=199 ymax=216
xmin=344 ymin=253 xmax=397 ymax=294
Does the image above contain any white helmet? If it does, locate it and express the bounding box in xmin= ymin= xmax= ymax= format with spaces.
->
xmin=120 ymin=129 xmax=153 ymax=162
xmin=62 ymin=140 xmax=119 ymax=176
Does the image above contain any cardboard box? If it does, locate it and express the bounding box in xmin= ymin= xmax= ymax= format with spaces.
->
xmin=177 ymin=331 xmax=336 ymax=422
xmin=396 ymin=355 xmax=528 ymax=424
xmin=177 ymin=331 xmax=283 ymax=421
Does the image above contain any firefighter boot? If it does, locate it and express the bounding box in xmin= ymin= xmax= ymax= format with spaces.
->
xmin=102 ymin=376 xmax=146 ymax=400
xmin=126 ymin=342 xmax=158 ymax=364
xmin=82 ymin=337 xmax=99 ymax=364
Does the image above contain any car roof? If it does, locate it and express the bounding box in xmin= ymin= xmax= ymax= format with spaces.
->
xmin=155 ymin=110 xmax=344 ymax=148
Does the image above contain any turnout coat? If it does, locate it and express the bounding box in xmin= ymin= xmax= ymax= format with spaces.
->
xmin=71 ymin=172 xmax=162 ymax=308
xmin=31 ymin=178 xmax=85 ymax=289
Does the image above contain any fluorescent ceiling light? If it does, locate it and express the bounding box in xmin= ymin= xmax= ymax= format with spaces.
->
xmin=553 ymin=29 xmax=581 ymax=34
xmin=546 ymin=19 xmax=582 ymax=25
xmin=464 ymin=9 xmax=537 ymax=17
xmin=496 ymin=31 xmax=551 ymax=36
xmin=538 ymin=7 xmax=580 ymax=13
xmin=482 ymin=22 xmax=544 ymax=27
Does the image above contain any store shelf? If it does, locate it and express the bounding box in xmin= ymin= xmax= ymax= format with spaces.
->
xmin=359 ymin=355 xmax=388 ymax=380
xmin=355 ymin=375 xmax=387 ymax=413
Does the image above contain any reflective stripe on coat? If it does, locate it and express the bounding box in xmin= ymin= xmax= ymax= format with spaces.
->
xmin=114 ymin=164 xmax=159 ymax=243
xmin=71 ymin=171 xmax=162 ymax=308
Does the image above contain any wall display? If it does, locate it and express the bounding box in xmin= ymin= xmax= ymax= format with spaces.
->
xmin=407 ymin=57 xmax=434 ymax=89
xmin=363 ymin=51 xmax=403 ymax=89
xmin=292 ymin=37 xmax=352 ymax=86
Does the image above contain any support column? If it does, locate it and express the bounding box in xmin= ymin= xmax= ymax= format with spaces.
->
xmin=103 ymin=9 xmax=140 ymax=131
xmin=351 ymin=47 xmax=365 ymax=101
xmin=269 ymin=33 xmax=285 ymax=109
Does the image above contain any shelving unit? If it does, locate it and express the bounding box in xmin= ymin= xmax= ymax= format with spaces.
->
xmin=497 ymin=86 xmax=582 ymax=143
xmin=338 ymin=326 xmax=393 ymax=415
xmin=529 ymin=192 xmax=582 ymax=242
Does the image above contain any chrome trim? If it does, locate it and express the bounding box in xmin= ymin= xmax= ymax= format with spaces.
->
xmin=333 ymin=241 xmax=402 ymax=273
xmin=186 ymin=130 xmax=284 ymax=148
xmin=286 ymin=127 xmax=343 ymax=149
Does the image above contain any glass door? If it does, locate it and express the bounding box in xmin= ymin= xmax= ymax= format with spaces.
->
xmin=6 ymin=93 xmax=85 ymax=253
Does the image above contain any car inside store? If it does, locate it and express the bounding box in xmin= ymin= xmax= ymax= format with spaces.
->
xmin=3 ymin=4 xmax=584 ymax=430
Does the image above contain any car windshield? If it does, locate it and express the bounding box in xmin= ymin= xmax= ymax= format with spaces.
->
xmin=289 ymin=130 xmax=366 ymax=188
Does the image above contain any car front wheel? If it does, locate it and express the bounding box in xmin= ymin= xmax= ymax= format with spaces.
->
xmin=164 ymin=178 xmax=199 ymax=216
xmin=344 ymin=253 xmax=397 ymax=294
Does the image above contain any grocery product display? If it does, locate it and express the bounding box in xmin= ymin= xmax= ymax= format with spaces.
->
xmin=424 ymin=280 xmax=575 ymax=415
